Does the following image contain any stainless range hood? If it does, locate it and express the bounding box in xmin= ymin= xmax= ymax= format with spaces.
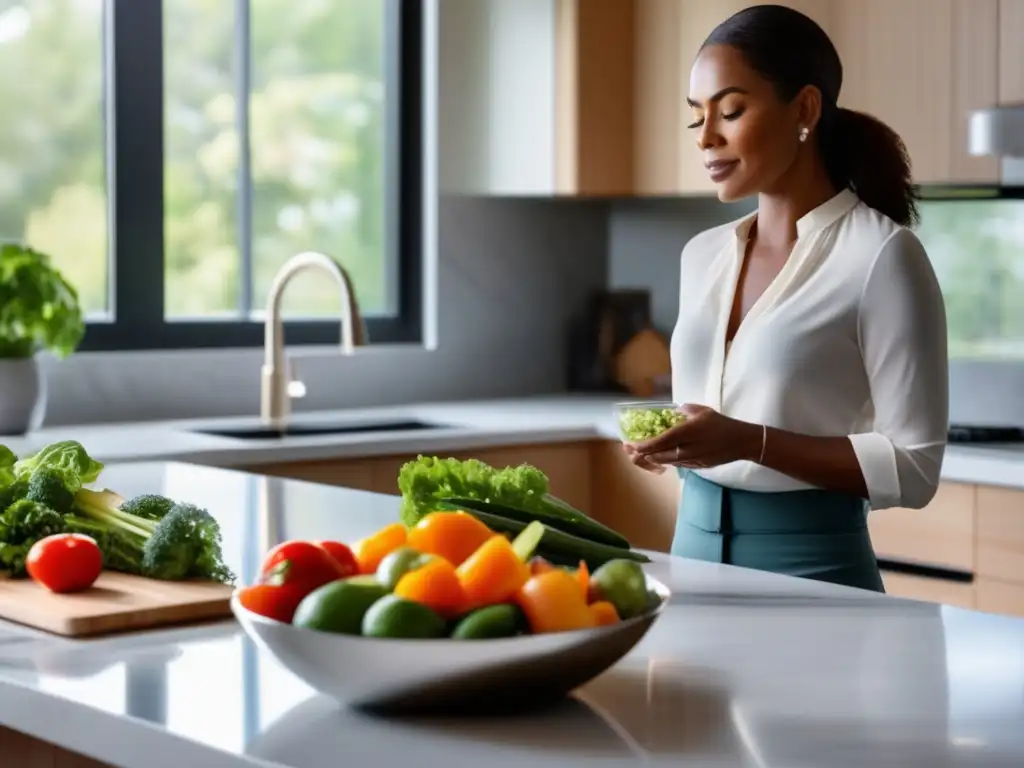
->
xmin=969 ymin=105 xmax=1024 ymax=157
xmin=969 ymin=104 xmax=1024 ymax=184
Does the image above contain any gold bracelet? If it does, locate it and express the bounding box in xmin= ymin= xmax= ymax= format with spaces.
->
xmin=758 ymin=425 xmax=767 ymax=464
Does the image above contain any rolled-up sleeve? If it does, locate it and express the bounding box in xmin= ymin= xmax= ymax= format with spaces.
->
xmin=849 ymin=228 xmax=949 ymax=511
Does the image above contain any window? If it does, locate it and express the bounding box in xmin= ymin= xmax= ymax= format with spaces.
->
xmin=916 ymin=199 xmax=1024 ymax=362
xmin=3 ymin=0 xmax=422 ymax=351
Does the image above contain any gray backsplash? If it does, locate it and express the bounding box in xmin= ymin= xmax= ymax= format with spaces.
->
xmin=607 ymin=197 xmax=755 ymax=334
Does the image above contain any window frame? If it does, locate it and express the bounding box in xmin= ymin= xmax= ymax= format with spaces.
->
xmin=82 ymin=0 xmax=423 ymax=351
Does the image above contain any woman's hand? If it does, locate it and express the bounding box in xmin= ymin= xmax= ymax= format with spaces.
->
xmin=623 ymin=404 xmax=761 ymax=473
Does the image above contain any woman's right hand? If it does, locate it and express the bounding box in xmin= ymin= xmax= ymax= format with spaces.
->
xmin=622 ymin=441 xmax=667 ymax=475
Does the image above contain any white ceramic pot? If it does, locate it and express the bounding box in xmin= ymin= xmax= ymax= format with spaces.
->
xmin=0 ymin=357 xmax=47 ymax=435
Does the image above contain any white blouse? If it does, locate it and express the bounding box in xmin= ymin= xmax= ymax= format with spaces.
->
xmin=670 ymin=189 xmax=949 ymax=511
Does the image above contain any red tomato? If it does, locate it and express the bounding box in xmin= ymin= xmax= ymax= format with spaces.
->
xmin=259 ymin=540 xmax=345 ymax=596
xmin=314 ymin=540 xmax=359 ymax=577
xmin=237 ymin=583 xmax=307 ymax=623
xmin=27 ymin=534 xmax=103 ymax=594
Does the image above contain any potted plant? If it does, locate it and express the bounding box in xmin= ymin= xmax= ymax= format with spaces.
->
xmin=0 ymin=242 xmax=85 ymax=435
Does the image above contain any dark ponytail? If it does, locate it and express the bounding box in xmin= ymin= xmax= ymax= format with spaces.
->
xmin=819 ymin=107 xmax=919 ymax=227
xmin=702 ymin=5 xmax=920 ymax=228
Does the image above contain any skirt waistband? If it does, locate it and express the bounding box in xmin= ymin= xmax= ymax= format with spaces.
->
xmin=679 ymin=470 xmax=869 ymax=535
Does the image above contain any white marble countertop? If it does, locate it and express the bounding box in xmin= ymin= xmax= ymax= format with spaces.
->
xmin=1 ymin=394 xmax=1023 ymax=490
xmin=0 ymin=462 xmax=1021 ymax=768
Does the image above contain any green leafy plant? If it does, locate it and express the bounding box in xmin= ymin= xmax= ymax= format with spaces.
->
xmin=0 ymin=243 xmax=84 ymax=359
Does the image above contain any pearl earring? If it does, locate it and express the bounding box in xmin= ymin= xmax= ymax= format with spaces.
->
xmin=798 ymin=127 xmax=810 ymax=143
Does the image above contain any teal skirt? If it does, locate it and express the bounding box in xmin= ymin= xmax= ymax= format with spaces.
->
xmin=672 ymin=470 xmax=885 ymax=593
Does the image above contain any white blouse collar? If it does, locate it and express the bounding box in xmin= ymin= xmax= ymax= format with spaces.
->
xmin=733 ymin=188 xmax=860 ymax=242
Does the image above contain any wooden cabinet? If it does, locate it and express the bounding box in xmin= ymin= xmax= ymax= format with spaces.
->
xmin=977 ymin=577 xmax=1024 ymax=616
xmin=830 ymin=0 xmax=999 ymax=185
xmin=976 ymin=485 xmax=1024 ymax=584
xmin=589 ymin=441 xmax=681 ymax=552
xmin=245 ymin=441 xmax=1024 ymax=618
xmin=245 ymin=442 xmax=593 ymax=514
xmin=0 ymin=726 xmax=109 ymax=767
xmin=868 ymin=482 xmax=976 ymax=573
xmin=999 ymin=0 xmax=1024 ymax=102
xmin=881 ymin=571 xmax=975 ymax=610
xmin=443 ymin=0 xmax=1008 ymax=195
xmin=438 ymin=0 xmax=635 ymax=196
xmin=246 ymin=440 xmax=677 ymax=550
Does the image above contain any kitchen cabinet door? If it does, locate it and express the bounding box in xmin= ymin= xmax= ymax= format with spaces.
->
xmin=881 ymin=571 xmax=975 ymax=610
xmin=831 ymin=0 xmax=999 ymax=185
xmin=976 ymin=577 xmax=1024 ymax=618
xmin=976 ymin=485 xmax=1024 ymax=585
xmin=1000 ymin=0 xmax=1024 ymax=102
xmin=867 ymin=482 xmax=976 ymax=573
xmin=438 ymin=0 xmax=635 ymax=196
xmin=589 ymin=441 xmax=681 ymax=551
xmin=244 ymin=458 xmax=378 ymax=493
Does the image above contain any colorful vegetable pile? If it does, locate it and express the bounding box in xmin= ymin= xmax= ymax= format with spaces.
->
xmin=396 ymin=455 xmax=649 ymax=568
xmin=238 ymin=513 xmax=659 ymax=640
xmin=0 ymin=440 xmax=234 ymax=592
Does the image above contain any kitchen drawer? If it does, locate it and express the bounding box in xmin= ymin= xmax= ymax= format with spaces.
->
xmin=0 ymin=725 xmax=111 ymax=767
xmin=245 ymin=458 xmax=378 ymax=493
xmin=881 ymin=571 xmax=975 ymax=610
xmin=976 ymin=486 xmax=1024 ymax=584
xmin=868 ymin=482 xmax=976 ymax=573
xmin=976 ymin=577 xmax=1024 ymax=618
xmin=589 ymin=441 xmax=680 ymax=552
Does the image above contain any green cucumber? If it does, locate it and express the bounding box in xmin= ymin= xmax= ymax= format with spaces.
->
xmin=511 ymin=520 xmax=545 ymax=561
xmin=448 ymin=500 xmax=650 ymax=570
xmin=440 ymin=496 xmax=630 ymax=550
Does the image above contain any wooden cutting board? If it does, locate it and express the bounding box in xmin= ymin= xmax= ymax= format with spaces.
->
xmin=0 ymin=572 xmax=234 ymax=637
xmin=614 ymin=327 xmax=672 ymax=397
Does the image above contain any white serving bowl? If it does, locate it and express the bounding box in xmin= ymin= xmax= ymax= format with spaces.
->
xmin=232 ymin=574 xmax=670 ymax=714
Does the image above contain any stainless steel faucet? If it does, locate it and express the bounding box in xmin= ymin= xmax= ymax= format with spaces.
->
xmin=260 ymin=251 xmax=365 ymax=428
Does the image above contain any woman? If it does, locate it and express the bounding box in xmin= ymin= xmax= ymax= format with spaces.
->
xmin=625 ymin=5 xmax=949 ymax=592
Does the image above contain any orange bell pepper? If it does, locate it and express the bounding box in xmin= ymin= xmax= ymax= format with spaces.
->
xmin=588 ymin=600 xmax=620 ymax=627
xmin=394 ymin=557 xmax=466 ymax=618
xmin=455 ymin=535 xmax=531 ymax=609
xmin=352 ymin=523 xmax=408 ymax=575
xmin=515 ymin=569 xmax=596 ymax=634
xmin=528 ymin=556 xmax=558 ymax=576
xmin=575 ymin=560 xmax=590 ymax=601
xmin=406 ymin=511 xmax=493 ymax=566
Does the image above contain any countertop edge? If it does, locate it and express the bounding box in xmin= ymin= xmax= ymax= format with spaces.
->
xmin=3 ymin=394 xmax=1024 ymax=490
xmin=0 ymin=677 xmax=272 ymax=768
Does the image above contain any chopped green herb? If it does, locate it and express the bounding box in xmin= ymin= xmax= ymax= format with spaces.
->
xmin=618 ymin=406 xmax=686 ymax=442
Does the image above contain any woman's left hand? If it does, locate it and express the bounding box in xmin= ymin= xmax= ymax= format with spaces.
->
xmin=627 ymin=404 xmax=761 ymax=470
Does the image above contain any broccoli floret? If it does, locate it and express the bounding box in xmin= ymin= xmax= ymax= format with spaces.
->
xmin=0 ymin=499 xmax=64 ymax=541
xmin=141 ymin=503 xmax=234 ymax=583
xmin=0 ymin=477 xmax=28 ymax=513
xmin=0 ymin=445 xmax=15 ymax=486
xmin=73 ymin=491 xmax=235 ymax=585
xmin=119 ymin=494 xmax=176 ymax=522
xmin=25 ymin=467 xmax=76 ymax=514
xmin=0 ymin=499 xmax=66 ymax=577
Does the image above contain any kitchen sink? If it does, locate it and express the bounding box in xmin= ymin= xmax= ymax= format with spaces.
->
xmin=190 ymin=419 xmax=451 ymax=440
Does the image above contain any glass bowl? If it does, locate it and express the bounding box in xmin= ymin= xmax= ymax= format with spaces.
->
xmin=613 ymin=401 xmax=687 ymax=443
